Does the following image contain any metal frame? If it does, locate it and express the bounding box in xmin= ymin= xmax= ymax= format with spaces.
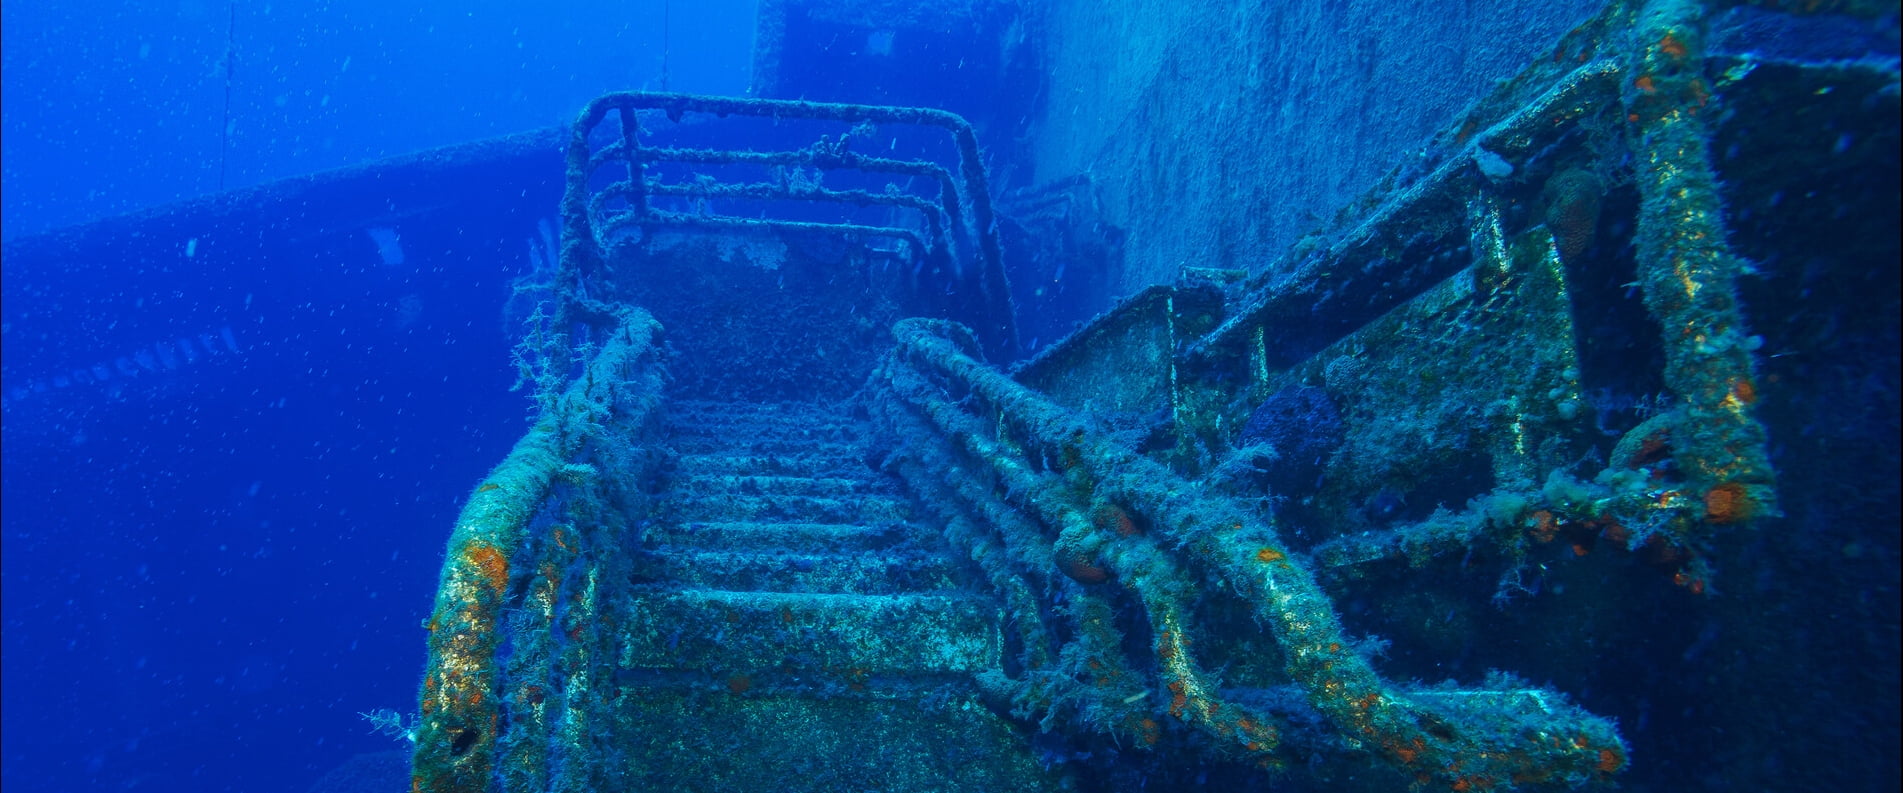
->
xmin=560 ymin=92 xmax=1020 ymax=361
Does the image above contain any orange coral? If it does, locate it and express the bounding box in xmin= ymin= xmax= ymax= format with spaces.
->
xmin=1233 ymin=715 xmax=1280 ymax=754
xmin=1092 ymin=503 xmax=1140 ymax=537
xmin=1634 ymin=75 xmax=1657 ymax=94
xmin=727 ymin=674 xmax=752 ymax=694
xmin=1704 ymin=483 xmax=1752 ymax=523
xmin=1139 ymin=718 xmax=1161 ymax=747
xmin=1528 ymin=511 xmax=1559 ymax=543
xmin=1601 ymin=521 xmax=1631 ymax=546
xmin=1657 ymin=32 xmax=1688 ymax=60
xmin=1255 ymin=547 xmax=1287 ymax=564
xmin=1055 ymin=542 xmax=1110 ymax=584
xmin=1631 ymin=429 xmax=1672 ymax=467
xmin=462 ymin=543 xmax=510 ymax=595
xmin=1391 ymin=737 xmax=1425 ymax=764
xmin=1596 ymin=747 xmax=1625 ymax=774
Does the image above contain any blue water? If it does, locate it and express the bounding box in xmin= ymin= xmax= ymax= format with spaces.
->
xmin=4 ymin=3 xmax=1899 ymax=793
xmin=1 ymin=2 xmax=750 ymax=790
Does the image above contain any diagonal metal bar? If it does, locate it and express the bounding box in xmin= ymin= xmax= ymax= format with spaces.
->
xmin=886 ymin=316 xmax=1627 ymax=789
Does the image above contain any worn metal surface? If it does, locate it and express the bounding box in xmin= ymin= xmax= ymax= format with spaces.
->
xmin=413 ymin=1 xmax=1897 ymax=789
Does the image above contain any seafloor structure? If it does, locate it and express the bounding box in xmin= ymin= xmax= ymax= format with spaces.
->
xmin=412 ymin=1 xmax=1897 ymax=792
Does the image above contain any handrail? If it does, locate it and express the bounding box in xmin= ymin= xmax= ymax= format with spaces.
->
xmin=562 ymin=91 xmax=1020 ymax=361
xmin=1620 ymin=0 xmax=1778 ymax=521
xmin=872 ymin=317 xmax=1627 ymax=789
xmin=411 ymin=306 xmax=666 ymax=791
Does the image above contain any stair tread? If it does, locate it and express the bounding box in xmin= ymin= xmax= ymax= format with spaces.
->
xmin=670 ymin=436 xmax=866 ymax=456
xmin=607 ymin=400 xmax=1058 ymax=791
xmin=608 ymin=686 xmax=1062 ymax=792
xmin=670 ymin=398 xmax=849 ymax=412
xmin=668 ymin=419 xmax=856 ymax=437
xmin=620 ymin=589 xmax=1001 ymax=675
xmin=668 ymin=417 xmax=860 ymax=436
xmin=612 ymin=667 xmax=978 ymax=699
xmin=634 ymin=548 xmax=958 ymax=595
xmin=674 ymin=453 xmax=868 ymax=478
xmin=637 ymin=588 xmax=983 ymax=607
xmin=673 ymin=473 xmax=893 ymax=497
xmin=665 ymin=492 xmax=908 ymax=506
xmin=664 ymin=493 xmax=911 ymax=523
xmin=645 ymin=521 xmax=927 ymax=553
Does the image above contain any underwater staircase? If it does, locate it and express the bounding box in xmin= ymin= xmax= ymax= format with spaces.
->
xmin=612 ymin=398 xmax=1062 ymax=792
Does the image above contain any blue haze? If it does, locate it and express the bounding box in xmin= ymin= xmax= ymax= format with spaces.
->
xmin=1 ymin=2 xmax=750 ymax=791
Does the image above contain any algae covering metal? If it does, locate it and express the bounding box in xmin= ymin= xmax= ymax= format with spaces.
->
xmin=873 ymin=319 xmax=1626 ymax=790
xmin=868 ymin=0 xmax=1889 ymax=789
xmin=415 ymin=0 xmax=1895 ymax=788
xmin=563 ymin=91 xmax=1020 ymax=363
xmin=1166 ymin=0 xmax=1800 ymax=599
xmin=416 ymin=90 xmax=1066 ymax=792
xmin=413 ymin=304 xmax=669 ymax=791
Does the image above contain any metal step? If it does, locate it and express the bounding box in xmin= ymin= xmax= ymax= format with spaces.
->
xmin=668 ymin=415 xmax=861 ymax=441
xmin=674 ymin=451 xmax=870 ymax=479
xmin=609 ymin=687 xmax=1062 ymax=793
xmin=643 ymin=521 xmax=928 ymax=554
xmin=669 ymin=399 xmax=850 ymax=418
xmin=633 ymin=548 xmax=959 ymax=594
xmin=613 ymin=400 xmax=1056 ymax=792
xmin=664 ymin=492 xmax=911 ymax=524
xmin=668 ymin=434 xmax=865 ymax=457
xmin=620 ymin=590 xmax=1001 ymax=675
xmin=673 ymin=473 xmax=892 ymax=498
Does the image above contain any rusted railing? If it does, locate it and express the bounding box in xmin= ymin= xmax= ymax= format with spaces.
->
xmin=411 ymin=305 xmax=668 ymax=792
xmin=561 ymin=92 xmax=1020 ymax=361
xmin=870 ymin=317 xmax=1628 ymax=789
